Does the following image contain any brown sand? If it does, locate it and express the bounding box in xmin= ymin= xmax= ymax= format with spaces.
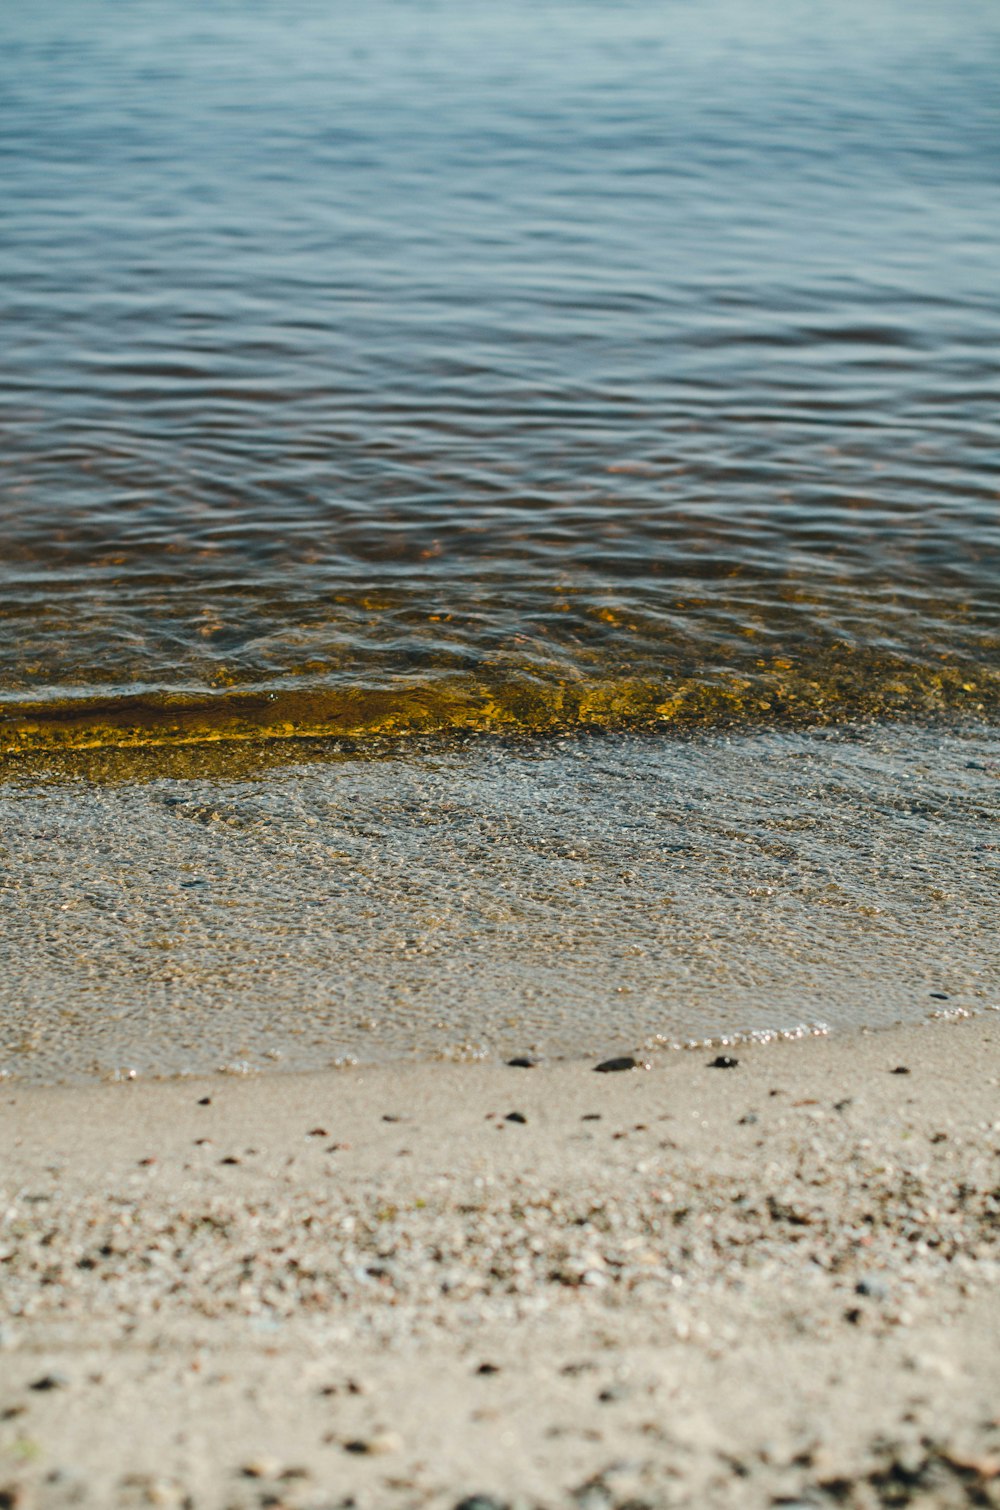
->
xmin=2 ymin=1016 xmax=999 ymax=1509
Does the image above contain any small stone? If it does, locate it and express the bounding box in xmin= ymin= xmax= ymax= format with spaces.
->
xmin=29 ymin=1373 xmax=68 ymax=1392
xmin=454 ymin=1498 xmax=509 ymax=1510
xmin=476 ymin=1363 xmax=500 ymax=1375
xmin=855 ymin=1276 xmax=888 ymax=1300
xmin=594 ymin=1056 xmax=639 ymax=1073
xmin=940 ymin=1448 xmax=1000 ymax=1478
xmin=504 ymin=1111 xmax=527 ymax=1124
xmin=241 ymin=1458 xmax=281 ymax=1479
xmin=307 ymin=1127 xmax=328 ymax=1137
xmin=709 ymin=1055 xmax=739 ymax=1069
xmin=891 ymin=1065 xmax=911 ymax=1075
xmin=197 ymin=1097 xmax=211 ymax=1106
xmin=343 ymin=1432 xmax=400 ymax=1456
xmin=737 ymin=1112 xmax=758 ymax=1125
xmin=506 ymin=1057 xmax=537 ymax=1068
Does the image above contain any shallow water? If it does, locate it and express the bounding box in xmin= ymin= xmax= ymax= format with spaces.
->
xmin=4 ymin=3 xmax=999 ymax=1078
xmin=2 ymin=726 xmax=997 ymax=1083
xmin=2 ymin=0 xmax=999 ymax=749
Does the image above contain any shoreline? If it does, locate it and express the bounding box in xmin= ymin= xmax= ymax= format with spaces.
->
xmin=4 ymin=720 xmax=998 ymax=1088
xmin=3 ymin=1014 xmax=999 ymax=1508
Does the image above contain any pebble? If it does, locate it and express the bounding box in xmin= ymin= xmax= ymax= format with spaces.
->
xmin=891 ymin=1065 xmax=911 ymax=1075
xmin=343 ymin=1432 xmax=401 ymax=1456
xmin=241 ymin=1457 xmax=281 ymax=1479
xmin=29 ymin=1373 xmax=68 ymax=1392
xmin=856 ymin=1276 xmax=889 ymax=1300
xmin=506 ymin=1057 xmax=537 ymax=1068
xmin=594 ymin=1056 xmax=638 ymax=1073
xmin=709 ymin=1055 xmax=739 ymax=1069
xmin=505 ymin=1111 xmax=527 ymax=1124
xmin=454 ymin=1498 xmax=509 ymax=1510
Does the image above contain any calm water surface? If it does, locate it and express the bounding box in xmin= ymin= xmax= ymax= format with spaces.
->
xmin=2 ymin=0 xmax=999 ymax=750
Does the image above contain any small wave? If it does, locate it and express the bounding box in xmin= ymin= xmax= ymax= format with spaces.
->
xmin=2 ymin=653 xmax=997 ymax=758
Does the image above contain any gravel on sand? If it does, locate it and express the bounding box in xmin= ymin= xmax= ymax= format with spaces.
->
xmin=1 ymin=1016 xmax=999 ymax=1508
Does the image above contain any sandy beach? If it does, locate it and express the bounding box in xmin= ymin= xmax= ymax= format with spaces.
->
xmin=4 ymin=0 xmax=999 ymax=1504
xmin=2 ymin=1013 xmax=998 ymax=1509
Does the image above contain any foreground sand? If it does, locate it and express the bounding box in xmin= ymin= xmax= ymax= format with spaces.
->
xmin=2 ymin=1016 xmax=999 ymax=1509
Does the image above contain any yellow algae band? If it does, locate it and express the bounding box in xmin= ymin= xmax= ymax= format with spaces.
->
xmin=1 ymin=654 xmax=997 ymax=758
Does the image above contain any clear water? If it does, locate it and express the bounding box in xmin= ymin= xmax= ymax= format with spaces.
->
xmin=2 ymin=0 xmax=999 ymax=750
xmin=2 ymin=726 xmax=997 ymax=1083
xmin=3 ymin=2 xmax=999 ymax=1079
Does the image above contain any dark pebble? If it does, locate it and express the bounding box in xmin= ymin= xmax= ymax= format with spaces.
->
xmin=454 ymin=1499 xmax=509 ymax=1510
xmin=594 ymin=1056 xmax=638 ymax=1073
xmin=220 ymin=1156 xmax=240 ymax=1166
xmin=709 ymin=1055 xmax=739 ymax=1069
xmin=504 ymin=1111 xmax=527 ymax=1124
xmin=29 ymin=1375 xmax=67 ymax=1392
xmin=891 ymin=1065 xmax=911 ymax=1075
xmin=581 ymin=1113 xmax=602 ymax=1121
xmin=506 ymin=1056 xmax=537 ymax=1068
xmin=929 ymin=992 xmax=950 ymax=1000
xmin=343 ymin=1440 xmax=370 ymax=1455
xmin=197 ymin=1097 xmax=211 ymax=1106
xmin=476 ymin=1363 xmax=500 ymax=1375
xmin=307 ymin=1127 xmax=328 ymax=1137
xmin=856 ymin=1276 xmax=888 ymax=1300
xmin=844 ymin=1307 xmax=863 ymax=1325
xmin=737 ymin=1112 xmax=758 ymax=1125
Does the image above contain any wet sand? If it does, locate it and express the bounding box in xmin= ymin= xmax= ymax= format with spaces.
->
xmin=2 ymin=1013 xmax=999 ymax=1508
xmin=5 ymin=725 xmax=999 ymax=1085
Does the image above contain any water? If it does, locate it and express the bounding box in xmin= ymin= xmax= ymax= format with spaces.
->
xmin=2 ymin=1 xmax=999 ymax=1078
xmin=3 ymin=726 xmax=998 ymax=1083
xmin=2 ymin=0 xmax=999 ymax=750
